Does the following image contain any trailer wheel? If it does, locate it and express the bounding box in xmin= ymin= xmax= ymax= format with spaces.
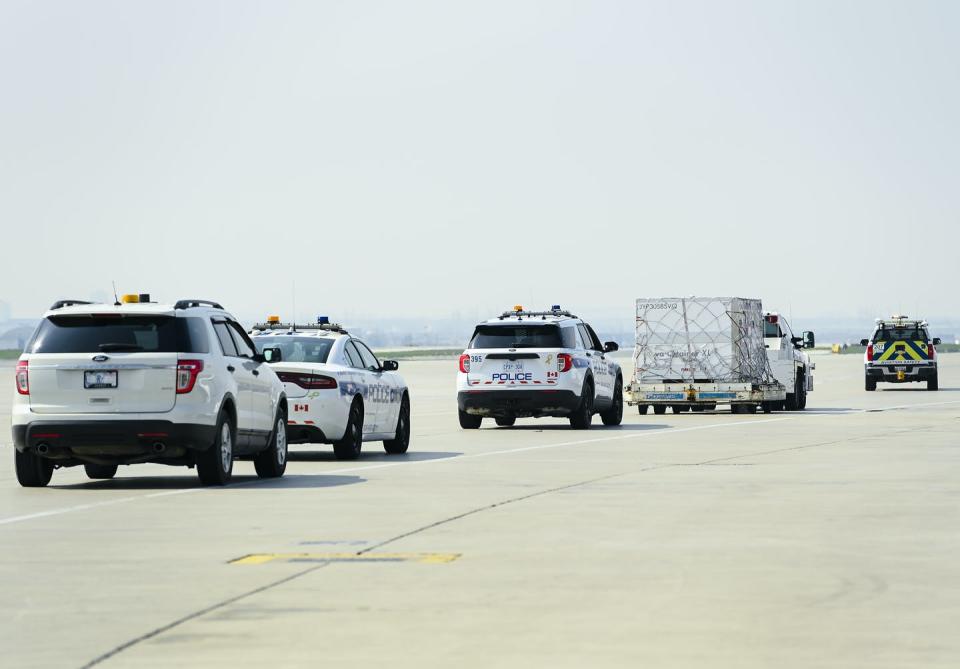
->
xmin=653 ymin=405 xmax=666 ymax=415
xmin=637 ymin=404 xmax=649 ymax=415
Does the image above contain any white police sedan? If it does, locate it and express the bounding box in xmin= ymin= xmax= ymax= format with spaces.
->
xmin=250 ymin=317 xmax=410 ymax=460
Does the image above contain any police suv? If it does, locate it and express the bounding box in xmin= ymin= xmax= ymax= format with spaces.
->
xmin=457 ymin=306 xmax=623 ymax=429
xmin=860 ymin=315 xmax=940 ymax=391
xmin=250 ymin=317 xmax=410 ymax=460
xmin=12 ymin=295 xmax=288 ymax=487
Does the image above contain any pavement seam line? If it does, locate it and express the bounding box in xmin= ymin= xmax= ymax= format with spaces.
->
xmin=77 ymin=562 xmax=334 ymax=669
xmin=75 ymin=412 xmax=947 ymax=667
xmin=357 ymin=423 xmax=909 ymax=554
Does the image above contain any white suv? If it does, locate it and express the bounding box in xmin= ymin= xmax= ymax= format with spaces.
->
xmin=456 ymin=306 xmax=623 ymax=429
xmin=12 ymin=296 xmax=288 ymax=487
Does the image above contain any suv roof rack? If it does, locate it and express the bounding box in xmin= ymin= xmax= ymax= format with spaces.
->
xmin=49 ymin=299 xmax=94 ymax=310
xmin=250 ymin=321 xmax=349 ymax=335
xmin=174 ymin=299 xmax=224 ymax=310
xmin=497 ymin=309 xmax=577 ymax=321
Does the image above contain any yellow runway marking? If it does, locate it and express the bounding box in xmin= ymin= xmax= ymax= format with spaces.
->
xmin=230 ymin=552 xmax=461 ymax=565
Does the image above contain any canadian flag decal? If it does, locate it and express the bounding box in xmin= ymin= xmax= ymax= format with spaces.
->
xmin=294 ymin=404 xmax=309 ymax=412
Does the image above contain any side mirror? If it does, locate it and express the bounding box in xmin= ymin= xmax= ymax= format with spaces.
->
xmin=932 ymin=337 xmax=942 ymax=345
xmin=791 ymin=336 xmax=803 ymax=347
xmin=381 ymin=360 xmax=399 ymax=372
xmin=802 ymin=331 xmax=815 ymax=349
xmin=859 ymin=339 xmax=869 ymax=347
xmin=262 ymin=347 xmax=282 ymax=363
xmin=603 ymin=341 xmax=619 ymax=353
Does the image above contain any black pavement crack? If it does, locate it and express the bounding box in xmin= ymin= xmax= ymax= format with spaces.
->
xmin=78 ymin=563 xmax=333 ymax=669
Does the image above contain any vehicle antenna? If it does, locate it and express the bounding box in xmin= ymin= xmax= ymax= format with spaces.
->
xmin=292 ymin=279 xmax=296 ymax=327
xmin=111 ymin=280 xmax=120 ymax=306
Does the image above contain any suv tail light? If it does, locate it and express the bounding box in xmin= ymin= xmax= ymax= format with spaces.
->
xmin=277 ymin=372 xmax=337 ymax=389
xmin=176 ymin=359 xmax=204 ymax=394
xmin=929 ymin=342 xmax=936 ymax=360
xmin=866 ymin=343 xmax=874 ymax=361
xmin=459 ymin=354 xmax=471 ymax=373
xmin=557 ymin=353 xmax=573 ymax=373
xmin=15 ymin=360 xmax=29 ymax=395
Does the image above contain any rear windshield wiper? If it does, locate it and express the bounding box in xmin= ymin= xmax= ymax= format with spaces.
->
xmin=98 ymin=343 xmax=144 ymax=352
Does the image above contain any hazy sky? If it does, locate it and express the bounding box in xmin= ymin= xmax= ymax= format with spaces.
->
xmin=1 ymin=1 xmax=958 ymax=325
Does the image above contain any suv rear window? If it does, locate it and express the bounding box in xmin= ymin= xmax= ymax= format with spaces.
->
xmin=874 ymin=326 xmax=927 ymax=342
xmin=27 ymin=315 xmax=210 ymax=354
xmin=469 ymin=324 xmax=563 ymax=349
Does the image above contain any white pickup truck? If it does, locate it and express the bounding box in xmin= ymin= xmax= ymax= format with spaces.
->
xmin=763 ymin=312 xmax=815 ymax=410
xmin=625 ymin=297 xmax=786 ymax=414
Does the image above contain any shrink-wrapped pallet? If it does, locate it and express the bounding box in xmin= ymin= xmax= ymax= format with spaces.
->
xmin=634 ymin=297 xmax=773 ymax=384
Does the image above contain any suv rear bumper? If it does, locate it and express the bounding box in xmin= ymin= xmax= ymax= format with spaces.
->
xmin=458 ymin=389 xmax=581 ymax=418
xmin=866 ymin=364 xmax=936 ymax=382
xmin=12 ymin=420 xmax=216 ymax=457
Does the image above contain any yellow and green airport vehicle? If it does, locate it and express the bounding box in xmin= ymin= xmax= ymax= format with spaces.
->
xmin=860 ymin=315 xmax=940 ymax=391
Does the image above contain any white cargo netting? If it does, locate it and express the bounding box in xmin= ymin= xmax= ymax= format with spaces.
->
xmin=634 ymin=297 xmax=777 ymax=385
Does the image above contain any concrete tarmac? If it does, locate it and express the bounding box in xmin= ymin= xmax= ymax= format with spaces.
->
xmin=1 ymin=353 xmax=958 ymax=668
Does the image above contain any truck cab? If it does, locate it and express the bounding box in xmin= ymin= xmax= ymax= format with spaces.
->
xmin=763 ymin=312 xmax=815 ymax=410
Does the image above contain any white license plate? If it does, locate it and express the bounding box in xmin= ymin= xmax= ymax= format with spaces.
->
xmin=84 ymin=370 xmax=118 ymax=389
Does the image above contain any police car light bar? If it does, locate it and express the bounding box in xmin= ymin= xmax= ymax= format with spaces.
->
xmin=251 ymin=321 xmax=348 ymax=334
xmin=498 ymin=308 xmax=577 ymax=320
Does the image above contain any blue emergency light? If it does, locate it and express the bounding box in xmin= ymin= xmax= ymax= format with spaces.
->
xmin=317 ymin=315 xmax=330 ymax=325
xmin=551 ymin=304 xmax=561 ymax=311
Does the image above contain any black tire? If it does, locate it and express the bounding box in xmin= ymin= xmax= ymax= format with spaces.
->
xmin=760 ymin=401 xmax=777 ymax=414
xmin=84 ymin=463 xmax=118 ymax=479
xmin=865 ymin=376 xmax=876 ymax=391
xmin=494 ymin=416 xmax=516 ymax=427
xmin=458 ymin=409 xmax=482 ymax=429
xmin=569 ymin=382 xmax=594 ymax=429
xmin=732 ymin=404 xmax=756 ymax=414
xmin=637 ymin=404 xmax=649 ymax=415
xmin=600 ymin=378 xmax=623 ymax=426
xmin=653 ymin=405 xmax=667 ymax=415
xmin=785 ymin=373 xmax=805 ymax=411
xmin=691 ymin=405 xmax=705 ymax=412
xmin=197 ymin=412 xmax=235 ymax=486
xmin=671 ymin=405 xmax=689 ymax=414
xmin=928 ymin=373 xmax=938 ymax=391
xmin=384 ymin=393 xmax=411 ymax=454
xmin=254 ymin=408 xmax=288 ymax=478
xmin=15 ymin=449 xmax=53 ymax=487
xmin=334 ymin=400 xmax=364 ymax=460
